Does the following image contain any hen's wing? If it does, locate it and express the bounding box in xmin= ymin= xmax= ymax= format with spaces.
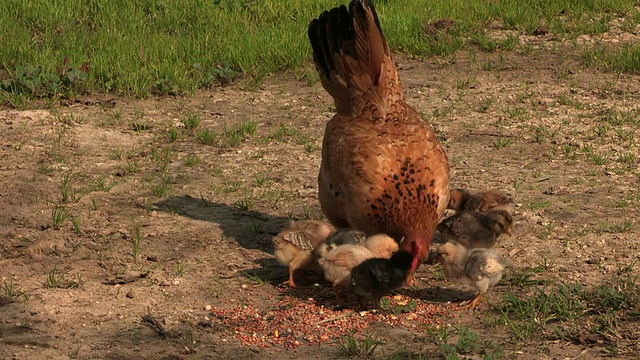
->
xmin=309 ymin=0 xmax=450 ymax=272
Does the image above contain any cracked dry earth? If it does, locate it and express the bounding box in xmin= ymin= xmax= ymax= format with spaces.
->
xmin=1 ymin=46 xmax=640 ymax=358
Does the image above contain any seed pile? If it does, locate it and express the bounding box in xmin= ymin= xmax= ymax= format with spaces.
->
xmin=207 ymin=293 xmax=456 ymax=348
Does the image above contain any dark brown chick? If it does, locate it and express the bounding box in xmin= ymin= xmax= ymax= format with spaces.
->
xmin=319 ymin=234 xmax=399 ymax=300
xmin=350 ymin=251 xmax=413 ymax=303
xmin=448 ymin=189 xmax=514 ymax=214
xmin=308 ymin=0 xmax=450 ymax=279
xmin=314 ymin=228 xmax=366 ymax=261
xmin=272 ymin=220 xmax=336 ymax=288
xmin=436 ymin=209 xmax=513 ymax=249
xmin=433 ymin=241 xmax=505 ymax=310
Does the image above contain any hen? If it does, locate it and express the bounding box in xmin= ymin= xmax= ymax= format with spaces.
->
xmin=350 ymin=250 xmax=413 ymax=303
xmin=436 ymin=208 xmax=513 ymax=249
xmin=448 ymin=189 xmax=514 ymax=214
xmin=308 ymin=0 xmax=450 ymax=278
xmin=319 ymin=234 xmax=399 ymax=299
xmin=433 ymin=241 xmax=505 ymax=310
xmin=272 ymin=220 xmax=336 ymax=287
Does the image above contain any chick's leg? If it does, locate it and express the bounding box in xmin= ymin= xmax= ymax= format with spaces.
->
xmin=459 ymin=292 xmax=484 ymax=310
xmin=332 ymin=283 xmax=342 ymax=301
xmin=283 ymin=254 xmax=308 ymax=288
xmin=283 ymin=265 xmax=297 ymax=288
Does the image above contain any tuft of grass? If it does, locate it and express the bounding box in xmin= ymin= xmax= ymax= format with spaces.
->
xmin=89 ymin=175 xmax=117 ymax=192
xmin=196 ymin=129 xmax=218 ymax=146
xmin=242 ymin=270 xmax=272 ymax=286
xmin=44 ymin=266 xmax=82 ymax=289
xmin=222 ymin=121 xmax=257 ymax=147
xmin=168 ymin=127 xmax=180 ymax=142
xmin=181 ymin=112 xmax=202 ymax=130
xmin=233 ymin=194 xmax=255 ymax=211
xmin=426 ymin=325 xmax=504 ymax=359
xmin=596 ymin=219 xmax=634 ymax=234
xmin=174 ymin=262 xmax=186 ymax=277
xmin=184 ymin=154 xmax=200 ymax=167
xmin=493 ymin=137 xmax=512 ymax=149
xmin=130 ymin=222 xmax=142 ymax=263
xmin=583 ymin=45 xmax=640 ymax=75
xmin=524 ymin=197 xmax=552 ymax=210
xmin=2 ymin=278 xmax=25 ymax=298
xmin=58 ymin=174 xmax=85 ymax=203
xmin=335 ymin=332 xmax=383 ymax=359
xmin=52 ymin=205 xmax=71 ymax=227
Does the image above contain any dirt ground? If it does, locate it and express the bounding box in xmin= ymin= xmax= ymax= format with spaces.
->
xmin=1 ymin=34 xmax=640 ymax=359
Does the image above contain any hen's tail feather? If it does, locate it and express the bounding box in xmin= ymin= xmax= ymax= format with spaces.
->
xmin=308 ymin=0 xmax=399 ymax=113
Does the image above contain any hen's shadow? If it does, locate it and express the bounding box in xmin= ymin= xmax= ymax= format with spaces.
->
xmin=155 ymin=195 xmax=291 ymax=252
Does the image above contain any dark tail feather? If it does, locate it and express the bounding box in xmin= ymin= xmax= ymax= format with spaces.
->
xmin=308 ymin=0 xmax=398 ymax=113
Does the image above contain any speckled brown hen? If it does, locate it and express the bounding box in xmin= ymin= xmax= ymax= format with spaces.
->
xmin=308 ymin=0 xmax=450 ymax=278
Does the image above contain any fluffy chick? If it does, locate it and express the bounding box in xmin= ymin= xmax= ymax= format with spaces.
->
xmin=272 ymin=220 xmax=336 ymax=288
xmin=433 ymin=241 xmax=505 ymax=310
xmin=350 ymin=251 xmax=413 ymax=302
xmin=319 ymin=234 xmax=399 ymax=300
xmin=314 ymin=228 xmax=366 ymax=261
xmin=448 ymin=189 xmax=514 ymax=214
xmin=436 ymin=208 xmax=513 ymax=249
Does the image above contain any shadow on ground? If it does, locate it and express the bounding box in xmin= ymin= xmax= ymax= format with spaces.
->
xmin=155 ymin=195 xmax=291 ymax=250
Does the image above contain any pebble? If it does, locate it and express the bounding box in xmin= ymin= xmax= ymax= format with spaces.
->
xmin=204 ymin=304 xmax=212 ymax=311
xmin=125 ymin=291 xmax=135 ymax=299
xmin=241 ymin=284 xmax=248 ymax=289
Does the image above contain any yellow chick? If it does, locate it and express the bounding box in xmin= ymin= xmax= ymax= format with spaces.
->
xmin=272 ymin=220 xmax=336 ymax=288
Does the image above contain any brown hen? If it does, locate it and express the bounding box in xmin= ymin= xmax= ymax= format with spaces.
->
xmin=308 ymin=0 xmax=450 ymax=277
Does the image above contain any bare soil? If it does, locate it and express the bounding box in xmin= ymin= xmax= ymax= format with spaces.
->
xmin=1 ymin=43 xmax=639 ymax=359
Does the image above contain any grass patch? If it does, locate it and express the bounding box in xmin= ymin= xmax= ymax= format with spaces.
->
xmin=583 ymin=45 xmax=640 ymax=75
xmin=335 ymin=332 xmax=383 ymax=359
xmin=497 ymin=261 xmax=640 ymax=351
xmin=2 ymin=1 xmax=637 ymax=103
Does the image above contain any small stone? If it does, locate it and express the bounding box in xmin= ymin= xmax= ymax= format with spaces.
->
xmin=241 ymin=284 xmax=248 ymax=289
xmin=126 ymin=291 xmax=135 ymax=299
xmin=204 ymin=304 xmax=212 ymax=311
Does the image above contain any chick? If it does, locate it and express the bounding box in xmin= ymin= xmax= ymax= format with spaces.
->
xmin=272 ymin=220 xmax=336 ymax=288
xmin=433 ymin=241 xmax=505 ymax=310
xmin=448 ymin=189 xmax=514 ymax=214
xmin=319 ymin=234 xmax=399 ymax=300
xmin=314 ymin=228 xmax=366 ymax=261
xmin=350 ymin=251 xmax=414 ymax=302
xmin=436 ymin=208 xmax=513 ymax=249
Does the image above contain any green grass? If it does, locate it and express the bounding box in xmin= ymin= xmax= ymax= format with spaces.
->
xmin=583 ymin=45 xmax=640 ymax=75
xmin=498 ymin=262 xmax=640 ymax=353
xmin=335 ymin=332 xmax=383 ymax=359
xmin=1 ymin=0 xmax=638 ymax=103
